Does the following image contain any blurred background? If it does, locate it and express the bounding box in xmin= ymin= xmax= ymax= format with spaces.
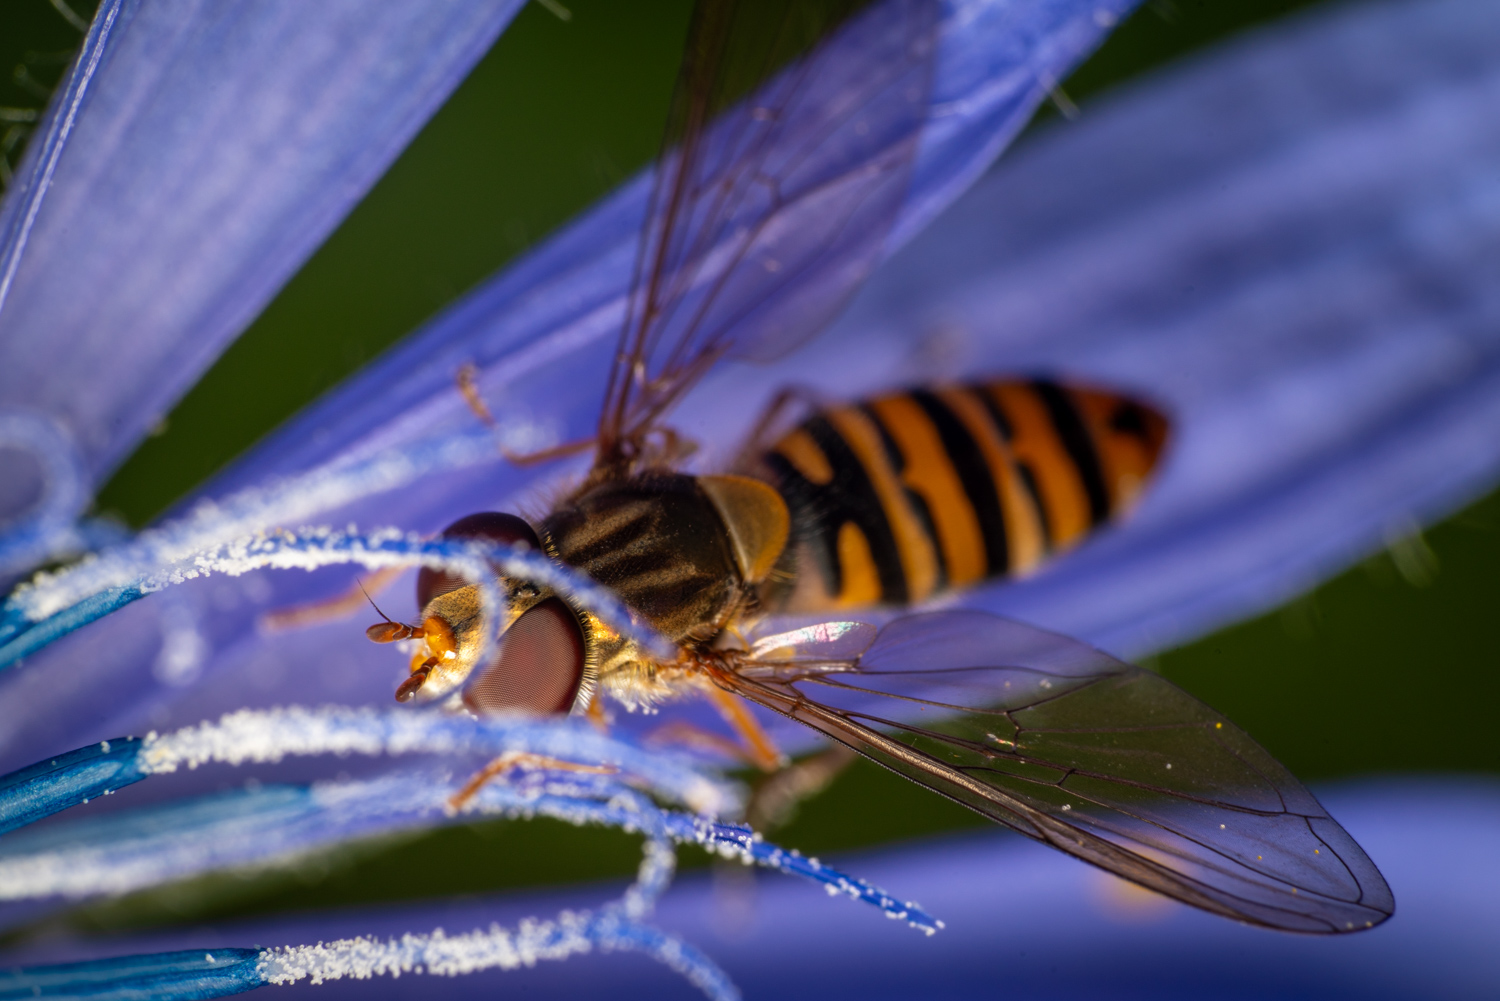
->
xmin=1 ymin=0 xmax=1495 ymax=946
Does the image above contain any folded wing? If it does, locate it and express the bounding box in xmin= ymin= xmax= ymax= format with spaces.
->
xmin=724 ymin=610 xmax=1394 ymax=933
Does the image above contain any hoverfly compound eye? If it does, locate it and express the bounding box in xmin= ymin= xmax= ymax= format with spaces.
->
xmin=462 ymin=597 xmax=585 ymax=716
xmin=416 ymin=511 xmax=541 ymax=608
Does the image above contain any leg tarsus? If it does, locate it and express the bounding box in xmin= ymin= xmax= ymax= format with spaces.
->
xmin=500 ymin=437 xmax=597 ymax=466
xmin=457 ymin=362 xmax=497 ymax=428
xmin=647 ymin=720 xmax=762 ymax=767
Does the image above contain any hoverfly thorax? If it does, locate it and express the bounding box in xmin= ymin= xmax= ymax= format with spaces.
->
xmin=542 ymin=473 xmax=789 ymax=644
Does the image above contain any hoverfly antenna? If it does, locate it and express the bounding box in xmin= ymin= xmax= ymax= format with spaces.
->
xmin=360 ymin=580 xmax=394 ymax=623
xmin=362 ymin=581 xmax=423 ymax=644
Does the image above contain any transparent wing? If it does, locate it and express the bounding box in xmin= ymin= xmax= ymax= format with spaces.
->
xmin=720 ymin=610 xmax=1395 ymax=933
xmin=598 ymin=0 xmax=939 ymax=461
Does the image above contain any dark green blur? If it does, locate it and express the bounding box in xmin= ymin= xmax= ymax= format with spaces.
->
xmin=6 ymin=0 xmax=1493 ymax=938
xmin=0 ymin=1 xmax=99 ymax=192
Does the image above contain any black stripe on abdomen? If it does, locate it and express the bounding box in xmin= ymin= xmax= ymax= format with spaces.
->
xmin=861 ymin=403 xmax=947 ymax=590
xmin=909 ymin=390 xmax=1009 ymax=575
xmin=1031 ymin=380 xmax=1110 ymax=527
xmin=770 ymin=415 xmax=907 ymax=604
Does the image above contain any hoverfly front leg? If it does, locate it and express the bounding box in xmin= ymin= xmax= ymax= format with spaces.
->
xmin=456 ymin=362 xmax=597 ymax=465
xmin=260 ymin=566 xmax=404 ymax=633
xmin=446 ymin=751 xmax=618 ymax=814
xmin=456 ymin=362 xmax=497 ymax=427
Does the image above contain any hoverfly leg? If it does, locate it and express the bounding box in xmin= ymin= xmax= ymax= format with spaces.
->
xmin=699 ymin=681 xmax=787 ymax=773
xmin=585 ymin=691 xmax=610 ymax=731
xmin=456 ymin=362 xmax=497 ymax=428
xmin=643 ymin=425 xmax=698 ymax=467
xmin=446 ymin=751 xmax=617 ymax=813
xmin=735 ymin=384 xmax=830 ymax=463
xmin=260 ymin=566 xmax=404 ymax=633
xmin=457 ymin=362 xmax=598 ymax=465
xmin=646 ymin=720 xmax=765 ymax=767
xmin=746 ymin=743 xmax=858 ymax=832
xmin=500 ymin=436 xmax=597 ymax=466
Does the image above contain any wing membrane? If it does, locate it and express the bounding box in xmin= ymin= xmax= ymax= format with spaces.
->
xmin=599 ymin=0 xmax=939 ymax=460
xmin=722 ymin=610 xmax=1394 ymax=933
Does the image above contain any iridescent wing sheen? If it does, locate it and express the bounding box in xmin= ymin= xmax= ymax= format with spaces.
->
xmin=597 ymin=0 xmax=939 ymax=463
xmin=720 ymin=610 xmax=1395 ymax=933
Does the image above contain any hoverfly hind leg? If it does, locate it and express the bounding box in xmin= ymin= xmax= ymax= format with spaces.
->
xmin=735 ymin=384 xmax=832 ymax=467
xmin=646 ymin=720 xmax=767 ymax=768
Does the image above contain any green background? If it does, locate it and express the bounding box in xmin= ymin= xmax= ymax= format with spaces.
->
xmin=3 ymin=0 xmax=1495 ymax=937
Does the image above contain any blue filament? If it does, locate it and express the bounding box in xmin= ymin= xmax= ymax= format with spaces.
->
xmin=674 ymin=816 xmax=942 ymax=934
xmin=0 ymin=523 xmax=674 ymax=672
xmin=0 ymin=735 xmax=147 ymax=837
xmin=0 ymin=914 xmax=738 ymax=1001
xmin=0 ymin=585 xmax=142 ymax=670
xmin=0 ymin=948 xmax=263 ymax=1000
xmin=0 ymin=731 xmax=936 ymax=932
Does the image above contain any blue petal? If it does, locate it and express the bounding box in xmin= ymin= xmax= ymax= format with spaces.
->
xmin=0 ymin=0 xmax=1139 ymax=767
xmin=7 ymin=0 xmax=1496 ymax=764
xmin=884 ymin=0 xmax=1500 ymax=654
xmin=4 ymin=779 xmax=1494 ymax=998
xmin=0 ymin=0 xmax=527 ymax=562
xmin=0 ymin=948 xmax=262 ymax=1001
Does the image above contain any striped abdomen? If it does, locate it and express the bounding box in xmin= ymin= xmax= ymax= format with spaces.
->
xmin=758 ymin=380 xmax=1169 ymax=612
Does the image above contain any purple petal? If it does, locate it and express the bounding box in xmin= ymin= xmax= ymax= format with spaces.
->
xmin=0 ymin=0 xmax=1139 ymax=765
xmin=0 ymin=0 xmax=527 ymax=555
xmin=5 ymin=0 xmax=1495 ymax=766
xmin=199 ymin=0 xmax=1138 ymax=493
xmin=872 ymin=0 xmax=1500 ymax=654
xmin=5 ymin=778 xmax=1494 ymax=998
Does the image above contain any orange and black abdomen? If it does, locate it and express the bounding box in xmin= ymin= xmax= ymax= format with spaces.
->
xmin=759 ymin=379 xmax=1169 ymax=611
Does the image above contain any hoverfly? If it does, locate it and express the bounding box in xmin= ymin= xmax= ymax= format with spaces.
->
xmin=366 ymin=0 xmax=1393 ymax=934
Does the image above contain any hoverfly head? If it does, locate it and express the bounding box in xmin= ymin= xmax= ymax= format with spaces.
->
xmin=365 ymin=512 xmax=588 ymax=715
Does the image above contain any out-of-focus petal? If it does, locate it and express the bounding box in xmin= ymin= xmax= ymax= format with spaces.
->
xmin=6 ymin=778 xmax=1495 ymax=998
xmin=0 ymin=0 xmax=527 ymax=558
xmin=842 ymin=0 xmax=1500 ymax=655
xmin=0 ymin=0 xmax=1138 ymax=767
xmin=200 ymin=0 xmax=1137 ymax=492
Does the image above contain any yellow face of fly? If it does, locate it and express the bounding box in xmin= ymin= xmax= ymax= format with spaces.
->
xmin=406 ymin=579 xmax=544 ymax=701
